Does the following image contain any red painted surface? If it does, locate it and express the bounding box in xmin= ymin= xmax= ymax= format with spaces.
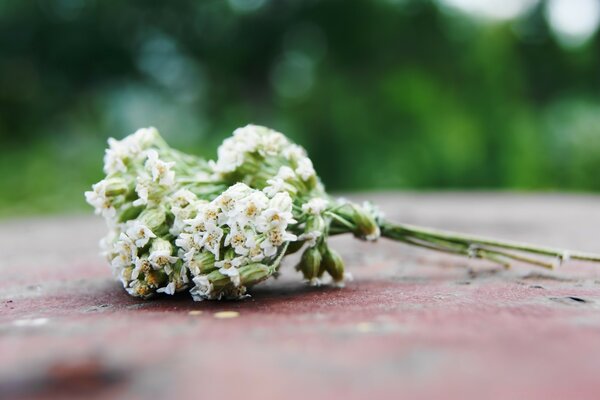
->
xmin=2 ymin=194 xmax=600 ymax=399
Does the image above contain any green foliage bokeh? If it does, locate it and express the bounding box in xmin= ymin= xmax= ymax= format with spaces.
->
xmin=1 ymin=0 xmax=600 ymax=217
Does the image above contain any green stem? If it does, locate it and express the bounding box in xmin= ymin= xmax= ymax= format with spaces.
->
xmin=380 ymin=221 xmax=600 ymax=267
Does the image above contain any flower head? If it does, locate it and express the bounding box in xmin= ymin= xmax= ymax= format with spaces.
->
xmin=87 ymin=124 xmax=360 ymax=301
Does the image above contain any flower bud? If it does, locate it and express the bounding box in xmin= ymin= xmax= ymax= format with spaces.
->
xmin=103 ymin=177 xmax=130 ymax=197
xmin=144 ymin=269 xmax=168 ymax=288
xmin=299 ymin=247 xmax=322 ymax=281
xmin=188 ymin=252 xmax=216 ymax=275
xmin=238 ymin=263 xmax=271 ymax=286
xmin=138 ymin=207 xmax=168 ymax=236
xmin=118 ymin=205 xmax=144 ymax=223
xmin=322 ymin=247 xmax=345 ymax=283
xmin=285 ymin=240 xmax=305 ymax=255
xmin=350 ymin=203 xmax=380 ymax=241
xmin=306 ymin=215 xmax=326 ymax=233
xmin=150 ymin=237 xmax=173 ymax=254
xmin=207 ymin=269 xmax=232 ymax=291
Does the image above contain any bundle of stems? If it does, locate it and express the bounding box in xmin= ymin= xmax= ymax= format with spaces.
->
xmin=382 ymin=222 xmax=600 ymax=270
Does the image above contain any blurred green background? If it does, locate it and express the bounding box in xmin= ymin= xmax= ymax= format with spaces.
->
xmin=2 ymin=0 xmax=600 ymax=218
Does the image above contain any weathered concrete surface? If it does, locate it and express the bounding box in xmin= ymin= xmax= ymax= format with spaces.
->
xmin=2 ymin=193 xmax=600 ymax=400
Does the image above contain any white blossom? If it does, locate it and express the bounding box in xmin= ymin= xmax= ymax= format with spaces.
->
xmin=103 ymin=127 xmax=158 ymax=174
xmin=145 ymin=149 xmax=176 ymax=186
xmin=256 ymin=192 xmax=296 ymax=232
xmin=84 ymin=180 xmax=117 ymax=219
xmin=125 ymin=221 xmax=156 ymax=247
xmin=261 ymin=228 xmax=297 ymax=257
xmin=298 ymin=231 xmax=322 ymax=247
xmin=157 ymin=282 xmax=176 ymax=295
xmin=279 ymin=166 xmax=296 ymax=179
xmin=110 ymin=233 xmax=137 ymax=269
xmin=216 ymin=257 xmax=243 ymax=287
xmin=148 ymin=249 xmax=178 ymax=271
xmin=198 ymin=222 xmax=224 ymax=259
xmin=282 ymin=144 xmax=307 ymax=161
xmin=263 ymin=177 xmax=286 ymax=198
xmin=224 ymin=225 xmax=251 ymax=256
xmin=295 ymin=157 xmax=315 ymax=181
xmin=190 ymin=275 xmax=213 ymax=301
xmin=210 ymin=125 xmax=293 ymax=174
xmin=302 ymin=197 xmax=328 ymax=215
xmin=169 ymin=189 xmax=197 ymax=208
xmin=132 ymin=177 xmax=151 ymax=207
xmin=232 ymin=191 xmax=268 ymax=227
xmin=131 ymin=256 xmax=151 ymax=280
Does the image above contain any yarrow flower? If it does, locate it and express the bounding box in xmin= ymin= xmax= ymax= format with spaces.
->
xmin=87 ymin=125 xmax=600 ymax=301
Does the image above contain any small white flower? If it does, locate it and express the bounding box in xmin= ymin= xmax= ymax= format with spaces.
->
xmin=157 ymin=282 xmax=176 ymax=295
xmin=132 ymin=177 xmax=151 ymax=207
xmin=148 ymin=250 xmax=178 ymax=270
xmin=216 ymin=257 xmax=243 ymax=287
xmin=145 ymin=149 xmax=176 ymax=186
xmin=258 ymin=129 xmax=287 ymax=156
xmin=260 ymin=228 xmax=297 ymax=257
xmin=276 ymin=166 xmax=296 ymax=181
xmin=224 ymin=226 xmax=251 ymax=256
xmin=302 ymin=197 xmax=328 ymax=215
xmin=233 ymin=191 xmax=268 ymax=227
xmin=190 ymin=275 xmax=213 ymax=301
xmin=263 ymin=177 xmax=286 ymax=198
xmin=215 ymin=183 xmax=251 ymax=218
xmin=129 ymin=127 xmax=158 ymax=149
xmin=183 ymin=213 xmax=207 ymax=235
xmin=282 ymin=144 xmax=307 ymax=161
xmin=102 ymin=127 xmax=158 ymax=175
xmin=210 ymin=125 xmax=294 ymax=175
xmin=110 ymin=233 xmax=137 ymax=269
xmin=103 ymin=138 xmax=129 ymax=174
xmin=257 ymin=192 xmax=296 ymax=232
xmin=201 ymin=203 xmax=221 ymax=224
xmin=169 ymin=189 xmax=198 ymax=209
xmin=99 ymin=230 xmax=118 ymax=258
xmin=131 ymin=256 xmax=151 ymax=280
xmin=295 ymin=157 xmax=315 ymax=181
xmin=298 ymin=230 xmax=322 ymax=247
xmin=247 ymin=244 xmax=265 ymax=262
xmin=125 ymin=221 xmax=156 ymax=247
xmin=175 ymin=233 xmax=198 ymax=256
xmin=198 ymin=222 xmax=224 ymax=259
xmin=85 ymin=180 xmax=116 ymax=219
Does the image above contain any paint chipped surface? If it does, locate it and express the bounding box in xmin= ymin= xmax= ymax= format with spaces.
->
xmin=1 ymin=194 xmax=600 ymax=399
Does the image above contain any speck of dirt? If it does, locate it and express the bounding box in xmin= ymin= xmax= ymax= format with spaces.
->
xmin=213 ymin=311 xmax=239 ymax=319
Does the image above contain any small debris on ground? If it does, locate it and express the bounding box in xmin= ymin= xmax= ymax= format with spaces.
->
xmin=213 ymin=311 xmax=239 ymax=319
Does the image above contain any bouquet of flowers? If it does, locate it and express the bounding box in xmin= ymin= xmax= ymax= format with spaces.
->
xmin=86 ymin=125 xmax=600 ymax=301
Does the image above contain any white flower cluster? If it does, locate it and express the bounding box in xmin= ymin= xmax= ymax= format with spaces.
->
xmin=175 ymin=183 xmax=297 ymax=300
xmin=132 ymin=149 xmax=177 ymax=207
xmin=103 ymin=127 xmax=159 ymax=175
xmin=87 ymin=125 xmax=382 ymax=301
xmin=109 ymin=220 xmax=188 ymax=298
xmin=85 ymin=127 xmax=181 ymax=226
xmin=210 ymin=125 xmax=287 ymax=174
xmin=210 ymin=125 xmax=317 ymax=193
